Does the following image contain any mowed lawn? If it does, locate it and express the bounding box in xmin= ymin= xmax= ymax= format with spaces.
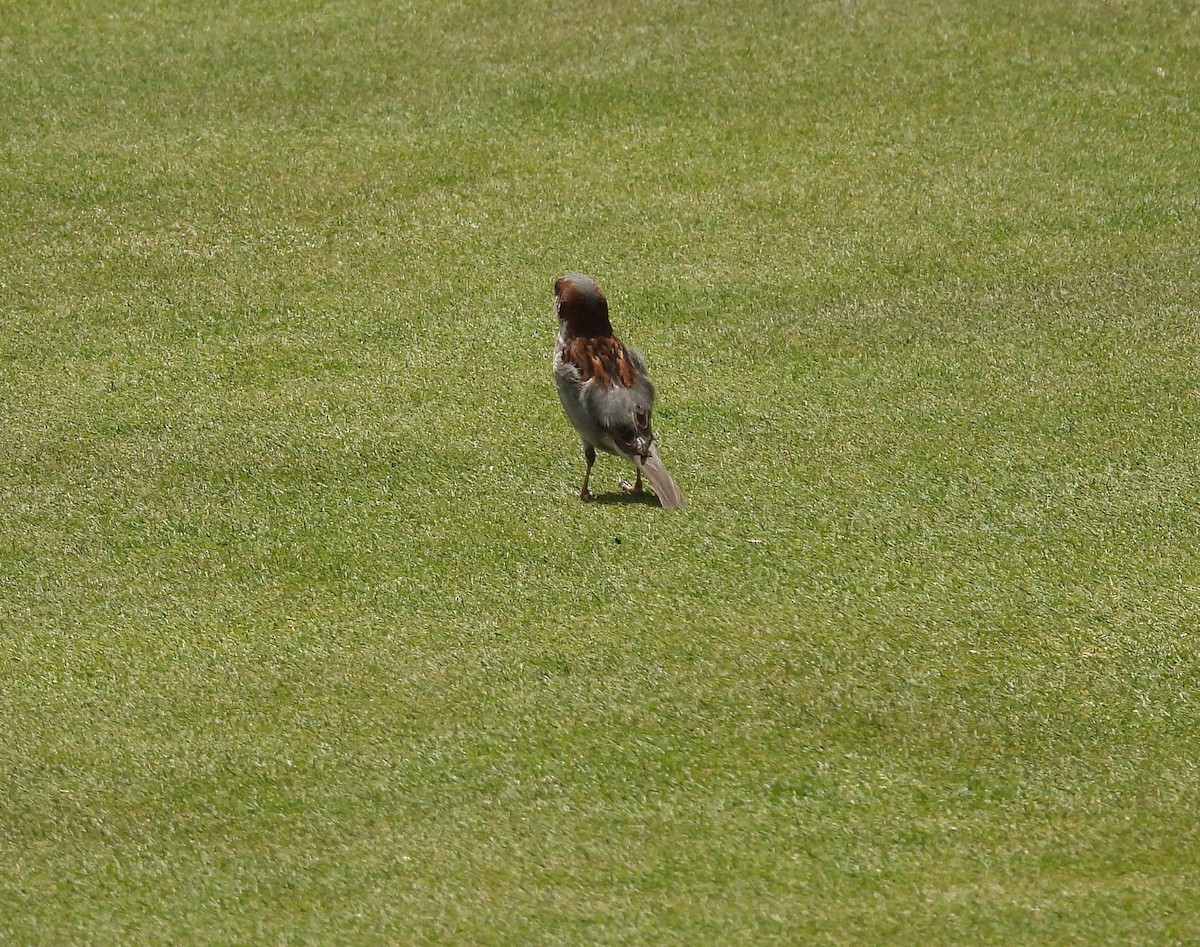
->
xmin=2 ymin=0 xmax=1198 ymax=942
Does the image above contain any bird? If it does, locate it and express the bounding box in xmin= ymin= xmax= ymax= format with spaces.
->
xmin=552 ymin=272 xmax=684 ymax=509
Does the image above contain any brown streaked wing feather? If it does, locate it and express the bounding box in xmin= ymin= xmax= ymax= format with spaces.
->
xmin=561 ymin=336 xmax=642 ymax=388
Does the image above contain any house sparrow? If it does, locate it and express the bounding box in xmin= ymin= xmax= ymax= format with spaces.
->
xmin=552 ymin=272 xmax=684 ymax=509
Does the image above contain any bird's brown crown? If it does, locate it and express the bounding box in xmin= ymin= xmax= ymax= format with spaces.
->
xmin=555 ymin=272 xmax=613 ymax=338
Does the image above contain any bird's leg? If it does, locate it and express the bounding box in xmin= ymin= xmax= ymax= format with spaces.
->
xmin=620 ymin=468 xmax=644 ymax=494
xmin=579 ymin=445 xmax=596 ymax=500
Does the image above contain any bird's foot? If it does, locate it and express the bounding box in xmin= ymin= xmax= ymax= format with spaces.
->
xmin=620 ymin=475 xmax=644 ymax=495
xmin=579 ymin=486 xmax=595 ymax=501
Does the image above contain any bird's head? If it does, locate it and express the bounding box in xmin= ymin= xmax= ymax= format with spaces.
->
xmin=554 ymin=272 xmax=613 ymax=337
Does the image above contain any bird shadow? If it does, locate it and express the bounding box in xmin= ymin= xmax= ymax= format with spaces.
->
xmin=588 ymin=489 xmax=662 ymax=508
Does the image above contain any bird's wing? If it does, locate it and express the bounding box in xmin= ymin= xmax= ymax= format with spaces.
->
xmin=601 ymin=405 xmax=654 ymax=461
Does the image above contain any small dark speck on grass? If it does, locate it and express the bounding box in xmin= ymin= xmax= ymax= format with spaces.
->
xmin=613 ymin=536 xmax=622 ymax=545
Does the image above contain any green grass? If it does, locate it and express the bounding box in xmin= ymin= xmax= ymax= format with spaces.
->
xmin=2 ymin=0 xmax=1198 ymax=942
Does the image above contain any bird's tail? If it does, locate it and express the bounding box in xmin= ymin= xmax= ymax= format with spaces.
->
xmin=637 ymin=446 xmax=684 ymax=509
